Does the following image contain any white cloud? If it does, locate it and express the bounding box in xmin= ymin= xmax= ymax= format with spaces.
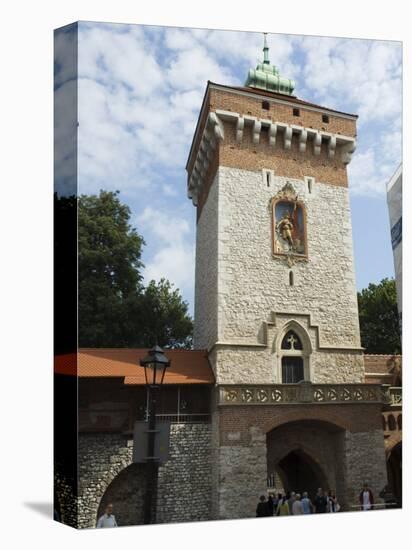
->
xmin=348 ymin=146 xmax=399 ymax=196
xmin=166 ymin=47 xmax=234 ymax=91
xmin=79 ymin=24 xmax=163 ymax=98
xmin=162 ymin=184 xmax=178 ymax=197
xmin=144 ymin=244 xmax=195 ymax=299
xmin=136 ymin=207 xmax=195 ymax=301
xmin=300 ymin=36 xmax=402 ymax=124
xmin=76 ymin=22 xmax=402 ymax=205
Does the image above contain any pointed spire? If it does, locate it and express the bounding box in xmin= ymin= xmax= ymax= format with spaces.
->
xmin=263 ymin=33 xmax=270 ymax=65
xmin=245 ymin=33 xmax=295 ymax=96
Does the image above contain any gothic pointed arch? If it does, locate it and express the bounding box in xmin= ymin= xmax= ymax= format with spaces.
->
xmin=276 ymin=320 xmax=313 ymax=354
xmin=276 ymin=320 xmax=312 ymax=383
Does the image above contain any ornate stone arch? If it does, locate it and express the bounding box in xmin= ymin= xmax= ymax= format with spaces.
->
xmin=275 ymin=320 xmax=313 ymax=383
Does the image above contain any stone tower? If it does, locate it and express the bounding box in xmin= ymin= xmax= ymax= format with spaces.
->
xmin=187 ymin=35 xmax=388 ymax=519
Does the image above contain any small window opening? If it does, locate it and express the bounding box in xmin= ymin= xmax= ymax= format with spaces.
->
xmin=322 ymin=114 xmax=329 ymax=123
xmin=262 ymin=101 xmax=270 ymax=110
xmin=282 ymin=357 xmax=304 ymax=383
xmin=293 ymin=108 xmax=300 ymax=117
xmin=281 ymin=330 xmax=303 ymax=350
xmin=266 ymin=172 xmax=271 ymax=187
xmin=308 ymin=178 xmax=313 ymax=193
xmin=289 ymin=270 xmax=294 ymax=286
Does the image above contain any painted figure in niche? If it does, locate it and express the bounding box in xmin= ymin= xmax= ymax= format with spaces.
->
xmin=274 ymin=199 xmax=306 ymax=255
xmin=278 ymin=211 xmax=294 ymax=247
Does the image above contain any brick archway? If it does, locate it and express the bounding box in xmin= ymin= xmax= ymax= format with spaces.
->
xmin=267 ymin=419 xmax=345 ymax=502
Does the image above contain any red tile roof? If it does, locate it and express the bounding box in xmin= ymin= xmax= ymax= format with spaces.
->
xmin=54 ymin=348 xmax=214 ymax=385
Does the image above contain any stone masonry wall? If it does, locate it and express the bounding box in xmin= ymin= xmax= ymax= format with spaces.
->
xmin=209 ymin=166 xmax=363 ymax=384
xmin=77 ymin=424 xmax=212 ymax=528
xmin=157 ymin=423 xmax=212 ymax=524
xmin=343 ymin=430 xmax=388 ymax=511
xmin=78 ymin=434 xmax=133 ymax=528
xmin=194 ymin=171 xmax=219 ymax=350
xmin=217 ymin=426 xmax=267 ymax=520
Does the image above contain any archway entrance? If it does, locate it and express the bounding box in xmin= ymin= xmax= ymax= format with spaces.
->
xmin=267 ymin=419 xmax=345 ymax=501
xmin=387 ymin=442 xmax=402 ymax=506
xmin=96 ymin=463 xmax=148 ymax=527
xmin=277 ymin=449 xmax=328 ymax=496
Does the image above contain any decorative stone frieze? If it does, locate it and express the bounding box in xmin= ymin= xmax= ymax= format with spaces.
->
xmin=219 ymin=383 xmax=387 ymax=406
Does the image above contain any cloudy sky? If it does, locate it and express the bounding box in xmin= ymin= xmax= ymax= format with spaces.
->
xmin=56 ymin=21 xmax=402 ymax=314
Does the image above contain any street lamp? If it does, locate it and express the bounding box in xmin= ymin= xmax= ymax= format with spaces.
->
xmin=139 ymin=345 xmax=171 ymax=524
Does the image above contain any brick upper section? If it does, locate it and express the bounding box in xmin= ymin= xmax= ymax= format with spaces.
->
xmin=219 ymin=120 xmax=350 ymax=187
xmin=364 ymin=354 xmax=402 ymax=385
xmin=187 ymin=82 xmax=358 ymax=219
xmin=210 ymin=85 xmax=357 ymax=136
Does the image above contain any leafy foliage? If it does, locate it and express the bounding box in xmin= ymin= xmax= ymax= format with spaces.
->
xmin=357 ymin=278 xmax=401 ymax=354
xmin=77 ymin=190 xmax=193 ymax=348
xmin=138 ymin=279 xmax=193 ymax=349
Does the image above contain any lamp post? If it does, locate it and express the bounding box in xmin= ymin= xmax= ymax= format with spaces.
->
xmin=139 ymin=345 xmax=171 ymax=524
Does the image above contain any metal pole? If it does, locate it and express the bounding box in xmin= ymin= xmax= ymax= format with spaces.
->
xmin=143 ymin=385 xmax=159 ymax=524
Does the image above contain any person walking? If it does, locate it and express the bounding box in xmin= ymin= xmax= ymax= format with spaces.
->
xmin=287 ymin=491 xmax=296 ymax=514
xmin=327 ymin=490 xmax=340 ymax=512
xmin=359 ymin=483 xmax=374 ymax=511
xmin=267 ymin=493 xmax=275 ymax=516
xmin=272 ymin=493 xmax=281 ymax=513
xmin=292 ymin=494 xmax=304 ymax=515
xmin=301 ymin=491 xmax=312 ymax=514
xmin=256 ymin=495 xmax=270 ymax=517
xmin=276 ymin=495 xmax=290 ymax=516
xmin=96 ymin=503 xmax=118 ymax=528
xmin=314 ymin=488 xmax=328 ymax=513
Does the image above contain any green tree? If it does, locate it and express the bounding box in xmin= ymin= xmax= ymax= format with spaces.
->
xmin=78 ymin=190 xmax=193 ymax=348
xmin=137 ymin=279 xmax=193 ymax=349
xmin=357 ymin=278 xmax=401 ymax=354
xmin=78 ymin=190 xmax=145 ymax=346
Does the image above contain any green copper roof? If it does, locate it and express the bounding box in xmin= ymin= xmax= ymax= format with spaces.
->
xmin=245 ymin=34 xmax=295 ymax=95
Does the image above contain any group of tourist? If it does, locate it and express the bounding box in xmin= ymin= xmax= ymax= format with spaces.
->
xmin=256 ymin=488 xmax=340 ymax=517
xmin=256 ymin=483 xmax=381 ymax=517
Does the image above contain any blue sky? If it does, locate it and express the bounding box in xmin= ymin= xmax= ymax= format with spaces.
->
xmin=56 ymin=22 xmax=402 ymax=314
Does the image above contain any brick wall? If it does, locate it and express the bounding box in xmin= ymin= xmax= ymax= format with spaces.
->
xmin=209 ymin=88 xmax=357 ymax=137
xmin=219 ymin=122 xmax=349 ymax=187
xmin=364 ymin=354 xmax=402 ymax=384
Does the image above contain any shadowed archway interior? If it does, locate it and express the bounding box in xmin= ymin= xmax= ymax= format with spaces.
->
xmin=278 ymin=449 xmax=328 ymax=496
xmin=387 ymin=442 xmax=402 ymax=506
xmin=96 ymin=463 xmax=149 ymax=527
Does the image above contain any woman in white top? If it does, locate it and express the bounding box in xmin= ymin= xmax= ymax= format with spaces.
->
xmin=292 ymin=494 xmax=304 ymax=515
xmin=97 ymin=503 xmax=118 ymax=528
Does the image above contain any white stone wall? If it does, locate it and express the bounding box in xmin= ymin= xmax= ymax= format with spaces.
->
xmin=217 ymin=428 xmax=267 ymax=520
xmin=195 ymin=166 xmax=364 ymax=384
xmin=193 ymin=172 xmax=219 ymax=350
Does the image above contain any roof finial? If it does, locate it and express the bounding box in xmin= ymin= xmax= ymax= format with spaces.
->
xmin=245 ymin=33 xmax=295 ymax=95
xmin=263 ymin=33 xmax=270 ymax=65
